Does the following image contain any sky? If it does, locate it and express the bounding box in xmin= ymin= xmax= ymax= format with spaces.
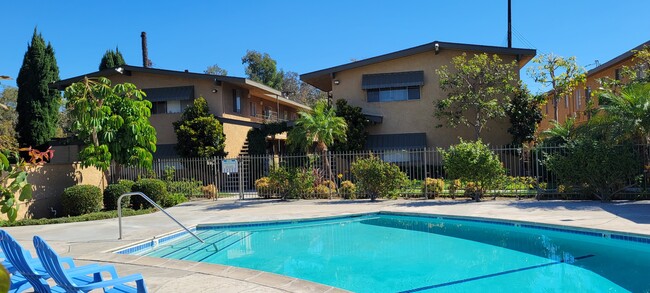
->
xmin=1 ymin=0 xmax=649 ymax=94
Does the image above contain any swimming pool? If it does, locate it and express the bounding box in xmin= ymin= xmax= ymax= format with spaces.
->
xmin=118 ymin=213 xmax=650 ymax=292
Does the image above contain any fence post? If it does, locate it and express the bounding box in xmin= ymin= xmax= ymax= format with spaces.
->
xmin=238 ymin=156 xmax=244 ymax=200
xmin=423 ymin=147 xmax=428 ymax=199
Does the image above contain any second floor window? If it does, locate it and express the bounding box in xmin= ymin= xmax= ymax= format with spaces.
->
xmin=232 ymin=89 xmax=241 ymax=113
xmin=367 ymin=86 xmax=420 ymax=102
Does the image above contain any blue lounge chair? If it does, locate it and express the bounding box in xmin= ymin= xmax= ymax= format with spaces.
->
xmin=0 ymin=230 xmax=102 ymax=293
xmin=34 ymin=236 xmax=148 ymax=293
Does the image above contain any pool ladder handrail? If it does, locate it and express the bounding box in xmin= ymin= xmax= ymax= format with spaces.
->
xmin=117 ymin=192 xmax=205 ymax=243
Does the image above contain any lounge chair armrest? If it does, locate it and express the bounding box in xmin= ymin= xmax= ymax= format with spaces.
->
xmin=76 ymin=273 xmax=146 ymax=291
xmin=65 ymin=263 xmax=105 ymax=275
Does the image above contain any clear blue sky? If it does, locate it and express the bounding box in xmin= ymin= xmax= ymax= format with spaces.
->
xmin=1 ymin=0 xmax=648 ymax=94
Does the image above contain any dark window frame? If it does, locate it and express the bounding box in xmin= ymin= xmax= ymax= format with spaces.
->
xmin=366 ymin=85 xmax=421 ymax=103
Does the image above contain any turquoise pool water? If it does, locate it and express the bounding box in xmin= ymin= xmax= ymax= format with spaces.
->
xmin=132 ymin=214 xmax=650 ymax=292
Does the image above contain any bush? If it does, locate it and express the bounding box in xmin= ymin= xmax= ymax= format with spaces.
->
xmin=255 ymin=177 xmax=273 ymax=198
xmin=289 ymin=168 xmax=315 ymax=199
xmin=440 ymin=139 xmax=505 ymax=201
xmin=314 ymin=184 xmax=334 ymax=199
xmin=167 ymin=180 xmax=202 ymax=196
xmin=351 ymin=156 xmax=408 ymax=201
xmin=131 ymin=179 xmax=168 ymax=209
xmin=118 ymin=179 xmax=135 ymax=190
xmin=161 ymin=193 xmax=188 ymax=207
xmin=422 ymin=178 xmax=445 ymax=198
xmin=339 ymin=180 xmax=357 ymax=199
xmin=545 ymin=139 xmax=639 ymax=201
xmin=61 ymin=185 xmax=103 ymax=216
xmin=268 ymin=167 xmax=290 ymax=198
xmin=448 ymin=179 xmax=462 ymax=199
xmin=103 ymin=183 xmax=131 ymax=211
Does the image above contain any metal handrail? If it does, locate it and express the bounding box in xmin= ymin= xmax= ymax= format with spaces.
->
xmin=117 ymin=192 xmax=205 ymax=243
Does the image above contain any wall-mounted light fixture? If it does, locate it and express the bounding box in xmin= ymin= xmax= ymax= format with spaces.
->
xmin=334 ymin=80 xmax=340 ymax=85
xmin=211 ymin=89 xmax=218 ymax=93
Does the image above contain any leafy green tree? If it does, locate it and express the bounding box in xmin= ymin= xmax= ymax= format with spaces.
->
xmin=330 ymin=99 xmax=369 ymax=151
xmin=99 ymin=47 xmax=126 ymax=70
xmin=505 ymin=84 xmax=544 ymax=145
xmin=16 ymin=29 xmax=61 ymax=147
xmin=173 ymin=97 xmax=226 ymax=157
xmin=281 ymin=71 xmax=326 ymax=106
xmin=241 ymin=50 xmax=284 ymax=89
xmin=0 ymin=86 xmax=18 ymax=151
xmin=527 ymin=54 xmax=586 ymax=121
xmin=65 ymin=77 xmax=157 ymax=170
xmin=204 ymin=64 xmax=228 ymax=75
xmin=435 ymin=53 xmax=518 ymax=140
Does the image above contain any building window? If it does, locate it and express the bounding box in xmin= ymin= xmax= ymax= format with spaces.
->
xmin=150 ymin=100 xmax=191 ymax=115
xmin=264 ymin=106 xmax=273 ymax=119
xmin=250 ymin=102 xmax=257 ymax=117
xmin=151 ymin=101 xmax=167 ymax=114
xmin=564 ymin=95 xmax=569 ymax=108
xmin=232 ymin=89 xmax=241 ymax=113
xmin=575 ymin=89 xmax=581 ymax=109
xmin=367 ymin=86 xmax=420 ymax=102
xmin=637 ymin=64 xmax=647 ymax=80
xmin=615 ymin=68 xmax=622 ymax=81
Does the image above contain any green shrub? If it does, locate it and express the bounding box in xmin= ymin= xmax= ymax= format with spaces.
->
xmin=166 ymin=180 xmax=201 ymax=196
xmin=440 ymin=139 xmax=505 ymax=201
xmin=255 ymin=177 xmax=273 ymax=198
xmin=268 ymin=167 xmax=290 ymax=198
xmin=314 ymin=184 xmax=334 ymax=199
xmin=351 ymin=156 xmax=408 ymax=201
xmin=0 ymin=208 xmax=156 ymax=227
xmin=339 ymin=180 xmax=357 ymax=199
xmin=103 ymin=183 xmax=131 ymax=211
xmin=289 ymin=168 xmax=315 ymax=199
xmin=448 ymin=179 xmax=462 ymax=199
xmin=422 ymin=178 xmax=445 ymax=198
xmin=161 ymin=193 xmax=188 ymax=207
xmin=61 ymin=185 xmax=103 ymax=216
xmin=118 ymin=179 xmax=135 ymax=190
xmin=131 ymin=179 xmax=168 ymax=209
xmin=545 ymin=139 xmax=639 ymax=201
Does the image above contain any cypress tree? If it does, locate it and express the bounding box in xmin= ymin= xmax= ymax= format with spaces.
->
xmin=16 ymin=29 xmax=60 ymax=148
xmin=99 ymin=47 xmax=126 ymax=70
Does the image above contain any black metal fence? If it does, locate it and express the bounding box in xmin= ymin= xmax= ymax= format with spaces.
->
xmin=109 ymin=145 xmax=646 ymax=200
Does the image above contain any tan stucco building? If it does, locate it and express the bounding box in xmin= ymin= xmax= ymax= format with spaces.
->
xmin=55 ymin=65 xmax=310 ymax=158
xmin=538 ymin=40 xmax=650 ymax=131
xmin=301 ymin=41 xmax=536 ymax=150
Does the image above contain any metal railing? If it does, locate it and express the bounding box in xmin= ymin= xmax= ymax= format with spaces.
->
xmin=110 ymin=145 xmax=647 ymax=200
xmin=117 ymin=192 xmax=204 ymax=243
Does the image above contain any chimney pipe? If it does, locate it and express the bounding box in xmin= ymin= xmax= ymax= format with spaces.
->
xmin=141 ymin=32 xmax=151 ymax=68
xmin=507 ymin=0 xmax=512 ymax=48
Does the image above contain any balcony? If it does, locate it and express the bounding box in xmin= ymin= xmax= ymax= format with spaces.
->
xmin=250 ymin=110 xmax=294 ymax=124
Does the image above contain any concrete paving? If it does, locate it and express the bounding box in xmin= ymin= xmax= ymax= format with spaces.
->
xmin=4 ymin=198 xmax=650 ymax=292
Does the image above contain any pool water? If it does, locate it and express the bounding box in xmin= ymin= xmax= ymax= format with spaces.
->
xmin=135 ymin=214 xmax=650 ymax=292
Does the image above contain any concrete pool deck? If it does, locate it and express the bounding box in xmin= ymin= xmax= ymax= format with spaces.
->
xmin=4 ymin=198 xmax=650 ymax=292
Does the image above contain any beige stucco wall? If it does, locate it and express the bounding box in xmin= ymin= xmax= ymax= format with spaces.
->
xmin=331 ymin=49 xmax=519 ymax=148
xmin=0 ymin=163 xmax=106 ymax=221
xmin=222 ymin=123 xmax=253 ymax=156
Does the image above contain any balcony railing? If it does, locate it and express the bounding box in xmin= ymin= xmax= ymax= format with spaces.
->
xmin=250 ymin=110 xmax=293 ymax=124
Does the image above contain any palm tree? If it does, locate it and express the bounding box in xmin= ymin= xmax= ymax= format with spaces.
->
xmin=541 ymin=117 xmax=576 ymax=145
xmin=288 ymin=100 xmax=347 ymax=181
xmin=598 ymin=83 xmax=650 ymax=145
xmin=598 ymin=83 xmax=650 ymax=175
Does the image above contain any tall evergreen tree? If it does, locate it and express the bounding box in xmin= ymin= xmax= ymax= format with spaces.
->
xmin=16 ymin=29 xmax=60 ymax=147
xmin=99 ymin=47 xmax=126 ymax=70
